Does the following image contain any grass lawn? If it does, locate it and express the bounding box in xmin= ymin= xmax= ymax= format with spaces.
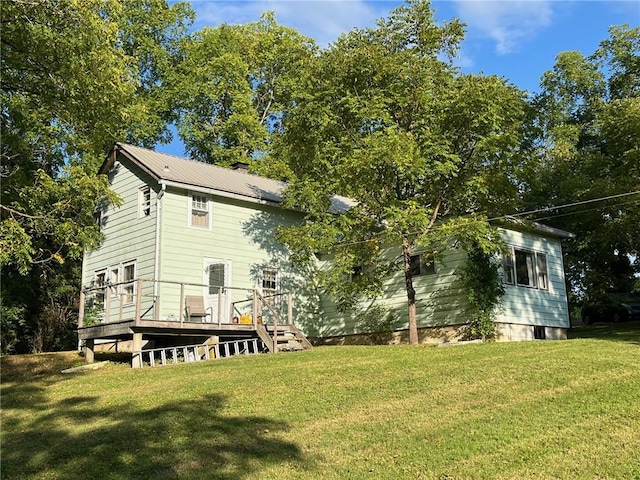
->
xmin=2 ymin=322 xmax=639 ymax=479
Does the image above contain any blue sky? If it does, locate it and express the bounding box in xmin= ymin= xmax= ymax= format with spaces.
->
xmin=159 ymin=0 xmax=638 ymax=156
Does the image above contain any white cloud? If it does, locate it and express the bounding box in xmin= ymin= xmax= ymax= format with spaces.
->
xmin=189 ymin=0 xmax=389 ymax=46
xmin=452 ymin=0 xmax=556 ymax=54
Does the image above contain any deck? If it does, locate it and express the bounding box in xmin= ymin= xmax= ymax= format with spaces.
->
xmin=78 ymin=278 xmax=312 ymax=367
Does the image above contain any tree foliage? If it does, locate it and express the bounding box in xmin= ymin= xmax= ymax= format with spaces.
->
xmin=524 ymin=25 xmax=640 ymax=304
xmin=170 ymin=13 xmax=316 ymax=168
xmin=276 ymin=0 xmax=529 ymax=343
xmin=0 ymin=0 xmax=193 ymax=352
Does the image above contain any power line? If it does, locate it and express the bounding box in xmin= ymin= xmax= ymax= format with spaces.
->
xmin=487 ymin=190 xmax=640 ymax=222
xmin=325 ymin=190 xmax=640 ymax=249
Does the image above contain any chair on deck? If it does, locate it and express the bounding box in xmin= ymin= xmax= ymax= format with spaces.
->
xmin=185 ymin=295 xmax=212 ymax=323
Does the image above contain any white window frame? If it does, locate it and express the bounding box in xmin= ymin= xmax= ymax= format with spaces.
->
xmin=122 ymin=261 xmax=136 ymax=305
xmin=503 ymin=247 xmax=549 ymax=291
xmin=188 ymin=192 xmax=211 ymax=230
xmin=109 ymin=265 xmax=120 ymax=298
xmin=261 ymin=268 xmax=279 ymax=308
xmin=138 ymin=186 xmax=151 ymax=218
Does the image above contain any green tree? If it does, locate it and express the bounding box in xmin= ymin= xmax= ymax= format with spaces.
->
xmin=525 ymin=25 xmax=640 ymax=306
xmin=275 ymin=0 xmax=529 ymax=343
xmin=0 ymin=0 xmax=193 ymax=352
xmin=170 ymin=13 xmax=316 ymax=168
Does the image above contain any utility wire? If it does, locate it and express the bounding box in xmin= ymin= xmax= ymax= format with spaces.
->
xmin=326 ymin=190 xmax=640 ymax=249
xmin=487 ymin=190 xmax=640 ymax=222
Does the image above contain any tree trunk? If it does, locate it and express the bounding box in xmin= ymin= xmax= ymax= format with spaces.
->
xmin=402 ymin=236 xmax=418 ymax=344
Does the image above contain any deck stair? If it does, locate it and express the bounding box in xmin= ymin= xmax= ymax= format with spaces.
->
xmin=136 ymin=338 xmax=265 ymax=367
xmin=257 ymin=323 xmax=313 ymax=353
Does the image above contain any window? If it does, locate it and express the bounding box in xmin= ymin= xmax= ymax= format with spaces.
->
xmin=503 ymin=248 xmax=548 ymax=290
xmin=262 ymin=269 xmax=278 ymax=308
xmin=109 ymin=266 xmax=120 ymax=297
xmin=95 ymin=270 xmax=106 ymax=308
xmin=139 ymin=186 xmax=151 ymax=218
xmin=350 ymin=265 xmax=363 ymax=281
xmin=533 ymin=325 xmax=546 ymax=340
xmin=536 ymin=253 xmax=548 ymax=290
xmin=208 ymin=264 xmax=225 ymax=295
xmin=123 ymin=262 xmax=136 ymax=304
xmin=93 ymin=210 xmax=102 ymax=231
xmin=190 ymin=193 xmax=210 ymax=228
xmin=410 ymin=254 xmax=436 ymax=276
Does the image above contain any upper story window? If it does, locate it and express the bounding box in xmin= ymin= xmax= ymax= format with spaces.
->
xmin=189 ymin=193 xmax=210 ymax=229
xmin=503 ymin=248 xmax=548 ymax=290
xmin=93 ymin=210 xmax=103 ymax=232
xmin=410 ymin=253 xmax=436 ymax=276
xmin=138 ymin=186 xmax=151 ymax=218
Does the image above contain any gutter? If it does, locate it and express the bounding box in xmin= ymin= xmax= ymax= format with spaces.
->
xmin=159 ymin=178 xmax=283 ymax=208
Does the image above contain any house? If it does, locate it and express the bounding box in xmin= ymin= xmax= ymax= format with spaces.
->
xmin=315 ymin=222 xmax=574 ymax=344
xmin=78 ymin=143 xmax=573 ymax=366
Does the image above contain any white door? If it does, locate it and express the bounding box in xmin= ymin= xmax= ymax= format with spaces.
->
xmin=204 ymin=259 xmax=231 ymax=323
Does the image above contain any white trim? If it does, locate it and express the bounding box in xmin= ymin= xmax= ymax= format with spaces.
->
xmin=203 ymin=258 xmax=232 ymax=323
xmin=138 ymin=185 xmax=151 ymax=218
xmin=161 ymin=179 xmax=282 ymax=208
xmin=188 ymin=191 xmax=211 ymax=230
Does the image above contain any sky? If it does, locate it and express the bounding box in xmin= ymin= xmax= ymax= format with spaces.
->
xmin=158 ymin=0 xmax=639 ymax=157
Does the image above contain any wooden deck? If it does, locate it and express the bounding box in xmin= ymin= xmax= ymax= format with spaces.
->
xmin=78 ymin=278 xmax=312 ymax=367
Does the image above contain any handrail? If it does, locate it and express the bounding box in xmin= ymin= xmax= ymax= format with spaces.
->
xmin=80 ymin=278 xmax=296 ymax=331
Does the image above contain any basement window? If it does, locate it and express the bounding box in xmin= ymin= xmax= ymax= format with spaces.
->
xmin=533 ymin=326 xmax=546 ymax=340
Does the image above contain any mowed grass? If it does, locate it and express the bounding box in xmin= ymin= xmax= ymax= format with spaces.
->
xmin=2 ymin=323 xmax=639 ymax=480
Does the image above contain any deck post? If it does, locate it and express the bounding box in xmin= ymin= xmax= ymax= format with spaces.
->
xmin=272 ymin=307 xmax=278 ymax=353
xmin=84 ymin=338 xmax=95 ymax=363
xmin=179 ymin=283 xmax=185 ymax=327
xmin=217 ymin=286 xmax=223 ymax=326
xmin=253 ymin=289 xmax=258 ymax=325
xmin=154 ymin=294 xmax=160 ymax=320
xmin=119 ymin=293 xmax=124 ymax=322
xmin=288 ymin=292 xmax=293 ymax=326
xmin=134 ymin=279 xmax=143 ymax=325
xmin=78 ymin=289 xmax=85 ymax=328
xmin=132 ymin=333 xmax=143 ymax=368
xmin=105 ymin=289 xmax=111 ymax=323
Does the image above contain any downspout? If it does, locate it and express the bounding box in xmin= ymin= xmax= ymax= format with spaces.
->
xmin=153 ymin=182 xmax=166 ymax=300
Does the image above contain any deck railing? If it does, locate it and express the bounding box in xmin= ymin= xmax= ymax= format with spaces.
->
xmin=79 ymin=278 xmax=295 ymax=329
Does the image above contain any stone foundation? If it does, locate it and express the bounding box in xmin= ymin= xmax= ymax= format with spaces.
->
xmin=313 ymin=323 xmax=567 ymax=346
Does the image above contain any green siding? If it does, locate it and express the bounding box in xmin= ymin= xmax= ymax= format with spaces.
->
xmin=82 ymin=158 xmax=158 ymax=322
xmin=317 ymin=228 xmax=571 ymax=338
xmin=156 ymin=187 xmax=316 ymax=323
xmin=318 ymin=248 xmax=469 ymax=337
xmin=497 ymin=229 xmax=570 ymax=328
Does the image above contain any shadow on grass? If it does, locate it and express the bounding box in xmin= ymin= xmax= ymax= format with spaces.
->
xmin=2 ymin=382 xmax=308 ymax=479
xmin=568 ymin=320 xmax=640 ymax=345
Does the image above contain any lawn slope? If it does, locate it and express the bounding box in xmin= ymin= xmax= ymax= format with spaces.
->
xmin=2 ymin=323 xmax=639 ymax=479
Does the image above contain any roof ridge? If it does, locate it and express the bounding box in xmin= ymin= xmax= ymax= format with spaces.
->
xmin=116 ymin=142 xmax=285 ymax=184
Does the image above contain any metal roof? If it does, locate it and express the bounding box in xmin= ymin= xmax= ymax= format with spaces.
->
xmin=106 ymin=143 xmax=355 ymax=212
